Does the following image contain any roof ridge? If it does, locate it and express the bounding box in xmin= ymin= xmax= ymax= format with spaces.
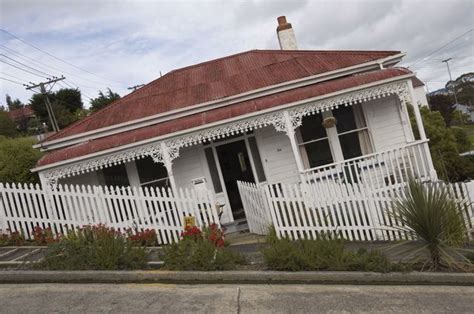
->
xmin=253 ymin=49 xmax=401 ymax=55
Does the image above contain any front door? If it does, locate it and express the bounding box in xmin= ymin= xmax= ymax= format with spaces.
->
xmin=216 ymin=140 xmax=255 ymax=220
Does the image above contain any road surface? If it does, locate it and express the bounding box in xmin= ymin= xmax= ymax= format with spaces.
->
xmin=0 ymin=283 xmax=472 ymax=313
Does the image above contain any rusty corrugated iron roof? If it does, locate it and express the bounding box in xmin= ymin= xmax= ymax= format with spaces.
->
xmin=44 ymin=49 xmax=400 ymax=142
xmin=37 ymin=67 xmax=410 ymax=167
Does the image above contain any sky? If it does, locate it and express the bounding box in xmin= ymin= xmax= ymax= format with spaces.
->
xmin=0 ymin=0 xmax=473 ymax=107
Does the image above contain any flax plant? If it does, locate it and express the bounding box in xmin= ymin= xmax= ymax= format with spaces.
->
xmin=389 ymin=178 xmax=473 ymax=271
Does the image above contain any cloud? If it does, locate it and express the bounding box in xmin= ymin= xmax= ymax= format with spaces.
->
xmin=0 ymin=0 xmax=473 ymax=106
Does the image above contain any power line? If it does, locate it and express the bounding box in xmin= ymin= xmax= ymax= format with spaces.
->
xmin=0 ymin=76 xmax=25 ymax=86
xmin=0 ymin=45 xmax=62 ymax=76
xmin=59 ymin=80 xmax=94 ymax=101
xmin=0 ymin=53 xmax=54 ymax=77
xmin=61 ymin=80 xmax=93 ymax=97
xmin=66 ymin=78 xmax=101 ymax=92
xmin=0 ymin=71 xmax=26 ymax=82
xmin=408 ymin=28 xmax=473 ymax=69
xmin=0 ymin=59 xmax=49 ymax=78
xmin=0 ymin=44 xmax=124 ymax=89
xmin=0 ymin=29 xmax=126 ymax=86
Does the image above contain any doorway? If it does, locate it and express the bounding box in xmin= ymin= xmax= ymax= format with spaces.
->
xmin=216 ymin=140 xmax=255 ymax=220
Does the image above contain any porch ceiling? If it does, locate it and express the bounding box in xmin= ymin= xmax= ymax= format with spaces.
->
xmin=37 ymin=67 xmax=412 ymax=169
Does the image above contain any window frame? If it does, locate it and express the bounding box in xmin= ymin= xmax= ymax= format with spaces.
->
xmin=297 ymin=103 xmax=373 ymax=169
xmin=135 ymin=156 xmax=170 ymax=189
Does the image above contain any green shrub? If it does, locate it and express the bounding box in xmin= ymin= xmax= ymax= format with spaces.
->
xmin=262 ymin=229 xmax=399 ymax=272
xmin=0 ymin=136 xmax=42 ymax=184
xmin=390 ymin=179 xmax=473 ymax=271
xmin=162 ymin=224 xmax=245 ymax=271
xmin=38 ymin=224 xmax=147 ymax=270
xmin=348 ymin=249 xmax=401 ymax=273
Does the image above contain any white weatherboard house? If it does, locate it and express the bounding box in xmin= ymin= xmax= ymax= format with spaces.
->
xmin=32 ymin=17 xmax=438 ymax=228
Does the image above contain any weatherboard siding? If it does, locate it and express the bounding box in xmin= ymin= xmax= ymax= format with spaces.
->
xmin=363 ymin=95 xmax=407 ymax=151
xmin=173 ymin=146 xmax=211 ymax=191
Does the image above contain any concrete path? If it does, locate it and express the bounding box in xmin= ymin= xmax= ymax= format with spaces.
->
xmin=0 ymin=283 xmax=473 ymax=313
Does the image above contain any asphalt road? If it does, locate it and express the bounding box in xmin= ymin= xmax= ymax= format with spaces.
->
xmin=0 ymin=283 xmax=473 ymax=313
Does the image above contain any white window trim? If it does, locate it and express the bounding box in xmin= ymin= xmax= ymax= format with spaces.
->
xmin=297 ymin=104 xmax=374 ymax=169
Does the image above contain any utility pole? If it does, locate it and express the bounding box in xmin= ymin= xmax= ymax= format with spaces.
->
xmin=441 ymin=58 xmax=459 ymax=104
xmin=127 ymin=84 xmax=145 ymax=91
xmin=26 ymin=76 xmax=65 ymax=133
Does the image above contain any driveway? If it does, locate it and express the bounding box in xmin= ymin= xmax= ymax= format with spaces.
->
xmin=0 ymin=283 xmax=473 ymax=313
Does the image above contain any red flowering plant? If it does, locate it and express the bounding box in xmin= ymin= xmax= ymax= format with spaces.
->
xmin=126 ymin=228 xmax=158 ymax=246
xmin=32 ymin=226 xmax=58 ymax=245
xmin=0 ymin=229 xmax=26 ymax=246
xmin=181 ymin=225 xmax=203 ymax=242
xmin=180 ymin=223 xmax=225 ymax=248
xmin=203 ymin=223 xmax=225 ymax=248
xmin=163 ymin=223 xmax=245 ymax=270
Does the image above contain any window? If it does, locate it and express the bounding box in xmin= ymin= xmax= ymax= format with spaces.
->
xmin=334 ymin=105 xmax=372 ymax=159
xmin=102 ymin=164 xmax=130 ymax=187
xmin=297 ymin=104 xmax=373 ymax=169
xmin=297 ymin=113 xmax=334 ymax=168
xmin=135 ymin=157 xmax=170 ymax=189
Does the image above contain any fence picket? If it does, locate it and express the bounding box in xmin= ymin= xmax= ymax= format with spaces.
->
xmin=238 ymin=179 xmax=474 ymax=242
xmin=1 ymin=179 xmax=472 ymax=245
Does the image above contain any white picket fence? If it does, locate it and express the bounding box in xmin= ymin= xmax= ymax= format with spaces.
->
xmin=238 ymin=180 xmax=474 ymax=241
xmin=0 ymin=183 xmax=220 ymax=245
xmin=237 ymin=181 xmax=272 ymax=235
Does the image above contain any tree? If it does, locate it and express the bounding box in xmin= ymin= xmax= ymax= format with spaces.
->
xmin=29 ymin=88 xmax=84 ymax=130
xmin=451 ymin=127 xmax=471 ymax=153
xmin=447 ymin=72 xmax=474 ymax=106
xmin=54 ymin=88 xmax=83 ymax=113
xmin=90 ymin=88 xmax=121 ymax=112
xmin=0 ymin=107 xmax=17 ymax=137
xmin=428 ymin=94 xmax=455 ymax=127
xmin=410 ymin=105 xmax=474 ymax=182
xmin=6 ymin=94 xmax=24 ymax=110
xmin=0 ymin=136 xmax=42 ymax=184
xmin=451 ymin=110 xmax=470 ymax=125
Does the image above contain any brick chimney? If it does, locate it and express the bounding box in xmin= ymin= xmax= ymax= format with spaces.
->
xmin=276 ymin=16 xmax=298 ymax=50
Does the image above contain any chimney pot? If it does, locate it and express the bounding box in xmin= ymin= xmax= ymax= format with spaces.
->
xmin=276 ymin=16 xmax=298 ymax=50
xmin=277 ymin=16 xmax=287 ymax=25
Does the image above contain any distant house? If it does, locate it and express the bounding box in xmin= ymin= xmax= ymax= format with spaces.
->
xmin=7 ymin=106 xmax=36 ymax=130
xmin=31 ymin=16 xmax=437 ymax=226
xmin=454 ymin=103 xmax=474 ymax=122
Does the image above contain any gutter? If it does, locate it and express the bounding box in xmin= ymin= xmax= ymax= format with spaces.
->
xmin=31 ymin=72 xmax=414 ymax=173
xmin=34 ymin=53 xmax=406 ymax=152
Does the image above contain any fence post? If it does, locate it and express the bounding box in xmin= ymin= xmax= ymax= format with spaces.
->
xmin=466 ymin=180 xmax=474 ymax=227
xmin=0 ymin=183 xmax=8 ymax=233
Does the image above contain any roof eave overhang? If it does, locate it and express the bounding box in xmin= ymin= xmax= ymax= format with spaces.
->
xmin=32 ymin=71 xmax=414 ymax=173
xmin=34 ymin=52 xmax=406 ymax=152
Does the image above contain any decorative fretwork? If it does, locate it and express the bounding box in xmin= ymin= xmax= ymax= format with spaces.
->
xmin=42 ymin=144 xmax=162 ymax=185
xmin=41 ymin=80 xmax=411 ymax=184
